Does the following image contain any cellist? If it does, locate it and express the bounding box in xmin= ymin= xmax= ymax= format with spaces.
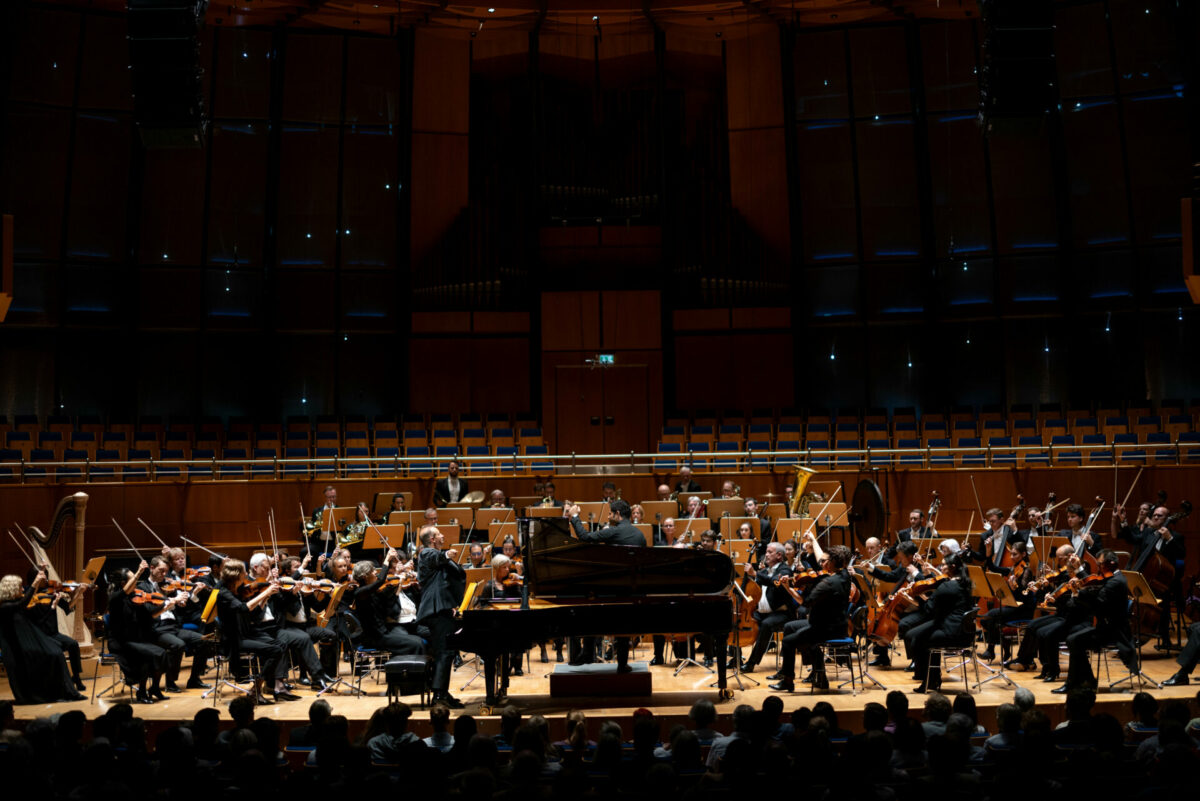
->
xmin=1121 ymin=504 xmax=1185 ymax=646
xmin=863 ymin=541 xmax=933 ymax=668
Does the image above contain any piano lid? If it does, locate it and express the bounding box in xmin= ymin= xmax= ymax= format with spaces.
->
xmin=522 ymin=519 xmax=734 ymax=597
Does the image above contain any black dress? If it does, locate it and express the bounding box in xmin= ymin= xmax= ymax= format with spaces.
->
xmin=0 ymin=586 xmax=77 ymax=703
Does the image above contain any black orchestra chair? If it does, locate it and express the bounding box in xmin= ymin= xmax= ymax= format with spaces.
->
xmin=926 ymin=608 xmax=982 ymax=694
xmin=91 ymin=614 xmax=134 ymax=704
xmin=341 ymin=611 xmax=393 ymax=695
xmin=812 ymin=635 xmax=863 ymax=695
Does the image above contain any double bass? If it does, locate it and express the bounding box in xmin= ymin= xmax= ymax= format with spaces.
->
xmin=1130 ymin=500 xmax=1191 ymax=597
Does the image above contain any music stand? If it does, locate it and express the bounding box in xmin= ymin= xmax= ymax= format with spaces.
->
xmin=372 ymin=491 xmax=413 ymax=517
xmin=1113 ymin=570 xmax=1164 ymax=690
xmin=364 ymin=524 xmax=405 ymax=552
xmin=640 ymin=501 xmax=679 ymax=525
xmin=849 ymin=570 xmax=888 ymax=690
xmin=965 ymin=567 xmax=1018 ymax=689
xmin=316 ymin=583 xmax=361 ymax=697
xmin=774 ymin=518 xmax=815 ymax=542
xmin=632 ymin=523 xmax=653 ymax=546
xmin=714 ymin=578 xmax=759 ymax=690
xmin=574 ymin=502 xmax=611 ymax=528
xmin=706 ymin=499 xmax=744 ymax=521
xmin=488 ymin=522 xmax=518 ymax=547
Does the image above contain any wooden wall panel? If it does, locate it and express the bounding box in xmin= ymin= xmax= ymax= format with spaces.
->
xmin=726 ymin=30 xmax=791 ymax=274
xmin=541 ymin=291 xmax=600 ymax=352
xmin=469 ymin=338 xmax=531 ymax=413
xmin=410 ymin=132 xmax=469 ymax=265
xmin=412 ymin=32 xmax=470 ymax=135
xmin=4 ymin=466 xmax=1193 ymax=575
xmin=408 ymin=335 xmax=531 ymax=415
xmin=601 ymin=290 xmax=661 ymax=350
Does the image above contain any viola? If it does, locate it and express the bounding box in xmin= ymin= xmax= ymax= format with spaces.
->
xmin=27 ymin=591 xmax=59 ymax=608
xmin=379 ymin=573 xmax=418 ymax=591
xmin=161 ymin=578 xmax=196 ymax=595
xmin=237 ymin=579 xmax=272 ymax=598
xmin=130 ymin=589 xmax=166 ymax=607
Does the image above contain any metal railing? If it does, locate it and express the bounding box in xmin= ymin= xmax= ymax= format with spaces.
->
xmin=1 ymin=440 xmax=1197 ymax=484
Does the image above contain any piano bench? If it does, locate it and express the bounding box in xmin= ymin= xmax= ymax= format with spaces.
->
xmin=385 ymin=657 xmax=429 ymax=707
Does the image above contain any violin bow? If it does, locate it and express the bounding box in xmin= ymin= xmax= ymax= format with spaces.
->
xmin=138 ymin=518 xmax=169 ymax=549
xmin=112 ymin=518 xmax=144 ymax=562
xmin=7 ymin=528 xmax=41 ymax=570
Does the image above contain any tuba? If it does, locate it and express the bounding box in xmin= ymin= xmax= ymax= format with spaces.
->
xmin=788 ymin=466 xmax=818 ymax=518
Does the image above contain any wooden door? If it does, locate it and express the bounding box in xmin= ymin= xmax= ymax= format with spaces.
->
xmin=554 ymin=365 xmax=604 ymax=454
xmin=601 ymin=364 xmax=650 ymax=454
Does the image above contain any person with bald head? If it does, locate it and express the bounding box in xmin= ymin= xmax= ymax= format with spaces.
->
xmin=656 ymin=484 xmax=672 ymax=501
xmin=728 ymin=541 xmax=796 ymax=674
xmin=674 ymin=466 xmax=701 ymax=496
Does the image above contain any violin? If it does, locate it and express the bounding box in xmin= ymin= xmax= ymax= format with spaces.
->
xmin=501 ymin=572 xmax=524 ymax=588
xmin=161 ymin=578 xmax=196 ymax=595
xmin=130 ymin=589 xmax=166 ymax=607
xmin=237 ymin=579 xmax=272 ymax=598
xmin=185 ymin=566 xmax=211 ymax=580
xmin=379 ymin=573 xmax=418 ymax=591
xmin=27 ymin=591 xmax=59 ymax=608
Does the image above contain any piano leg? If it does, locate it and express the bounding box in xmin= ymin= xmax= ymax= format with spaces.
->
xmin=483 ymin=652 xmax=499 ymax=706
xmin=714 ymin=633 xmax=730 ymax=697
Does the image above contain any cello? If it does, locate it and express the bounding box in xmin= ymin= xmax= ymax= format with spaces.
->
xmin=1130 ymin=499 xmax=1191 ymax=597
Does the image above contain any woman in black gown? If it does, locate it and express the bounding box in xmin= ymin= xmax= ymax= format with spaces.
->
xmin=0 ymin=572 xmax=84 ymax=703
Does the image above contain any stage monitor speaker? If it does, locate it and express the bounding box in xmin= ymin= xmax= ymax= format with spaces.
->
xmin=978 ymin=0 xmax=1057 ymax=136
xmin=126 ymin=0 xmax=209 ymax=148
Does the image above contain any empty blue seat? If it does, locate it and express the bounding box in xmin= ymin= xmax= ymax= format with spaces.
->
xmin=345 ymin=446 xmax=372 ymax=475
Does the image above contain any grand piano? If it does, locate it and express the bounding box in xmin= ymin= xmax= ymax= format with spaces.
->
xmin=452 ymin=519 xmax=735 ymax=706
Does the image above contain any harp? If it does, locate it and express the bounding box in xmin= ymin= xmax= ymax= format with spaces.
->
xmin=26 ymin=492 xmax=94 ymax=655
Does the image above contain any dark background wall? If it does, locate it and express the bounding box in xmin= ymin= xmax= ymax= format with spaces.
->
xmin=1 ymin=1 xmax=1197 ymax=443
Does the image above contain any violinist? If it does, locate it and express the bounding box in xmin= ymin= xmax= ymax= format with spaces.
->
xmin=727 ymin=541 xmax=795 ymax=675
xmin=163 ymin=546 xmax=209 ymax=630
xmin=277 ymin=555 xmax=340 ymax=684
xmin=769 ymin=545 xmax=853 ymax=692
xmin=906 ymin=552 xmax=974 ymax=693
xmin=1053 ymin=549 xmax=1135 ymax=694
xmin=1003 ymin=544 xmax=1086 ymax=680
xmin=247 ymin=553 xmax=332 ymax=692
xmin=351 ymin=552 xmax=425 ymax=658
xmin=977 ymin=541 xmax=1038 ymax=662
xmin=466 ymin=542 xmax=488 ymax=568
xmin=140 ymin=555 xmax=210 ymax=691
xmin=480 ymin=553 xmax=526 ymax=674
xmin=24 ymin=566 xmax=88 ymax=691
xmin=415 ymin=526 xmax=466 ymax=708
xmin=105 ymin=564 xmax=168 ymax=703
xmin=0 ymin=572 xmax=86 ymax=703
xmin=215 ymin=558 xmax=290 ymax=704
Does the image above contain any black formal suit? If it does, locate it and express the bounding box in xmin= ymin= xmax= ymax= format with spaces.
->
xmin=1174 ymin=621 xmax=1200 ymax=676
xmin=252 ymin=591 xmax=326 ymax=680
xmin=738 ymin=560 xmax=796 ymax=670
xmin=675 ymin=479 xmax=702 ymax=495
xmin=570 ymin=516 xmax=646 ymax=546
xmin=138 ymin=578 xmax=207 ymax=685
xmin=105 ymin=590 xmax=168 ymax=687
xmin=215 ymin=587 xmax=284 ymax=683
xmin=352 ymin=578 xmax=424 ymax=655
xmin=433 ymin=476 xmax=470 ymax=507
xmin=906 ymin=577 xmax=973 ymax=686
xmin=567 ymin=515 xmax=643 ymax=666
xmin=778 ymin=569 xmax=851 ymax=678
xmin=885 ymin=526 xmax=934 ymax=559
xmin=1065 ymin=571 xmax=1134 ymax=689
xmin=416 ymin=546 xmax=466 ymax=693
xmin=981 ymin=524 xmax=1031 ymax=573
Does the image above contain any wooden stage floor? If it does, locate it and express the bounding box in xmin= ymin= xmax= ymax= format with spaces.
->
xmin=6 ymin=641 xmax=1198 ymax=734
